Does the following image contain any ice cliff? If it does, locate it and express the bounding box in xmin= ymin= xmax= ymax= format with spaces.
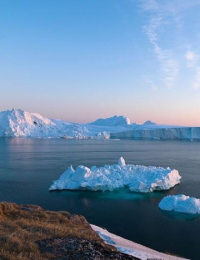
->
xmin=49 ymin=157 xmax=181 ymax=193
xmin=110 ymin=127 xmax=200 ymax=141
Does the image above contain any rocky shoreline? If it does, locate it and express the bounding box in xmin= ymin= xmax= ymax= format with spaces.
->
xmin=0 ymin=202 xmax=139 ymax=260
xmin=36 ymin=237 xmax=137 ymax=260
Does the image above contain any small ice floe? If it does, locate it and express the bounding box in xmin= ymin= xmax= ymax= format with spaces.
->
xmin=159 ymin=194 xmax=200 ymax=214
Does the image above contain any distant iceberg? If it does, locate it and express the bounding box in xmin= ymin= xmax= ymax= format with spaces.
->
xmin=89 ymin=115 xmax=131 ymax=126
xmin=110 ymin=127 xmax=200 ymax=141
xmin=49 ymin=157 xmax=181 ymax=193
xmin=159 ymin=195 xmax=200 ymax=214
xmin=142 ymin=120 xmax=157 ymax=126
xmin=0 ymin=109 xmax=116 ymax=139
xmin=0 ymin=108 xmax=193 ymax=140
xmin=0 ymin=109 xmax=136 ymax=138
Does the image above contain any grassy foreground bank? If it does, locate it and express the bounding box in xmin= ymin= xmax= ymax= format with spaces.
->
xmin=0 ymin=202 xmax=137 ymax=260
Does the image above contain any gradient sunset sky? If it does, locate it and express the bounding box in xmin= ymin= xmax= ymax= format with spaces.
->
xmin=1 ymin=0 xmax=200 ymax=125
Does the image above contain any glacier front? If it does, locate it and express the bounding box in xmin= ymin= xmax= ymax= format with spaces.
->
xmin=1 ymin=108 xmax=189 ymax=139
xmin=110 ymin=127 xmax=200 ymax=141
xmin=49 ymin=157 xmax=181 ymax=193
xmin=159 ymin=195 xmax=200 ymax=214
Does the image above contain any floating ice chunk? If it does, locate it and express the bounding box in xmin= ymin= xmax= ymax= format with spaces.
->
xmin=49 ymin=158 xmax=181 ymax=193
xmin=159 ymin=195 xmax=200 ymax=214
xmin=118 ymin=157 xmax=126 ymax=167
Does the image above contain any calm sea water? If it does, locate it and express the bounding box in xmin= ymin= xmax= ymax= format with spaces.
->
xmin=0 ymin=138 xmax=200 ymax=259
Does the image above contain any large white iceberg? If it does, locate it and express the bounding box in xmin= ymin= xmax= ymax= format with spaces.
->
xmin=159 ymin=194 xmax=200 ymax=214
xmin=49 ymin=157 xmax=181 ymax=193
xmin=0 ymin=108 xmax=189 ymax=139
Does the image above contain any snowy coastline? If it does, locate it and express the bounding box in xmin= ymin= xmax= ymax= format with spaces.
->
xmin=91 ymin=224 xmax=189 ymax=260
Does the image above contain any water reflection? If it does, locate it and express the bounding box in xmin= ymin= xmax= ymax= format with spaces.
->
xmin=50 ymin=188 xmax=165 ymax=201
xmin=1 ymin=138 xmax=200 ymax=259
xmin=160 ymin=209 xmax=200 ymax=221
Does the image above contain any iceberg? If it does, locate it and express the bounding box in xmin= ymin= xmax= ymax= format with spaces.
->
xmin=110 ymin=127 xmax=200 ymax=141
xmin=49 ymin=157 xmax=181 ymax=193
xmin=0 ymin=108 xmax=193 ymax=139
xmin=89 ymin=115 xmax=131 ymax=126
xmin=142 ymin=120 xmax=156 ymax=126
xmin=0 ymin=109 xmax=117 ymax=139
xmin=159 ymin=194 xmax=200 ymax=214
xmin=0 ymin=109 xmax=135 ymax=138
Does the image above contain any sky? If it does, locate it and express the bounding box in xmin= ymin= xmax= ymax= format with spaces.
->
xmin=1 ymin=0 xmax=200 ymax=126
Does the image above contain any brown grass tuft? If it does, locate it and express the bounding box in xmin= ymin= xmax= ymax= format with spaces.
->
xmin=0 ymin=202 xmax=112 ymax=260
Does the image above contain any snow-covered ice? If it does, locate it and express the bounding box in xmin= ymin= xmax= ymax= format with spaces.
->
xmin=49 ymin=157 xmax=181 ymax=193
xmin=91 ymin=224 xmax=189 ymax=260
xmin=0 ymin=108 xmax=190 ymax=139
xmin=159 ymin=195 xmax=200 ymax=214
xmin=89 ymin=115 xmax=131 ymax=126
xmin=142 ymin=120 xmax=156 ymax=126
xmin=0 ymin=109 xmax=135 ymax=138
xmin=110 ymin=127 xmax=200 ymax=141
xmin=0 ymin=109 xmax=129 ymax=139
xmin=0 ymin=108 xmax=91 ymax=139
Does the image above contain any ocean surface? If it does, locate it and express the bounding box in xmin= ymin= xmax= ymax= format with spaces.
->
xmin=0 ymin=138 xmax=200 ymax=259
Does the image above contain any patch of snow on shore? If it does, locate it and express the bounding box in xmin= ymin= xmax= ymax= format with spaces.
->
xmin=91 ymin=224 xmax=189 ymax=260
xmin=49 ymin=157 xmax=181 ymax=193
